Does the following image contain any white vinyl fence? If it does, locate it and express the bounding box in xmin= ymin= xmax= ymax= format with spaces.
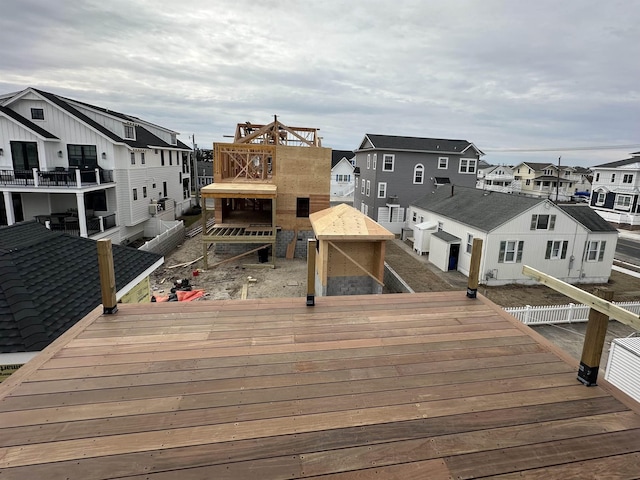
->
xmin=505 ymin=302 xmax=640 ymax=326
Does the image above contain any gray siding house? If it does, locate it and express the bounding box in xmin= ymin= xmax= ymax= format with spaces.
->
xmin=353 ymin=134 xmax=483 ymax=233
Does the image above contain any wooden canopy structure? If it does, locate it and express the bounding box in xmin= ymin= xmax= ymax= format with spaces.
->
xmin=310 ymin=204 xmax=395 ymax=296
xmin=234 ymin=116 xmax=321 ymax=147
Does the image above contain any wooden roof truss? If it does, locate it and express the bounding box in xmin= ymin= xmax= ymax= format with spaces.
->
xmin=215 ymin=143 xmax=275 ymax=181
xmin=234 ymin=116 xmax=321 ymax=147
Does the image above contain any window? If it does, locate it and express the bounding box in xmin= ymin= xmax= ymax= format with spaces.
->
xmin=383 ymin=154 xmax=395 ymax=172
xmin=30 ymin=108 xmax=44 ymax=120
xmin=596 ymin=191 xmax=606 ymax=205
xmin=459 ymin=158 xmax=477 ymax=174
xmin=161 ymin=150 xmax=165 ymax=166
xmin=373 ymin=154 xmax=377 ymax=169
xmin=143 ymin=186 xmax=147 ymax=198
xmin=367 ymin=154 xmax=371 ymax=169
xmin=361 ymin=181 xmax=365 ymax=194
xmin=169 ymin=151 xmax=173 ymax=166
xmin=545 ymin=240 xmax=568 ymax=260
xmin=130 ymin=152 xmax=135 ymax=165
xmin=615 ymin=194 xmax=632 ymax=210
xmin=133 ymin=188 xmax=138 ymax=201
xmin=10 ymin=141 xmax=39 ymax=171
xmin=438 ymin=157 xmax=448 ymax=169
xmin=611 ymin=173 xmax=616 ymax=182
xmin=413 ymin=164 xmax=424 ymax=184
xmin=525 ymin=179 xmax=531 ymax=186
xmin=466 ymin=234 xmax=473 ymax=254
xmin=585 ymin=241 xmax=606 ymax=262
xmin=595 ymin=173 xmax=600 ymax=182
xmin=170 ymin=133 xmax=177 ymax=145
xmin=498 ymin=240 xmax=524 ymax=263
xmin=412 ymin=211 xmax=417 ymax=222
xmin=141 ymin=152 xmax=145 ymax=164
xmin=296 ymin=197 xmax=310 ymax=217
xmin=336 ymin=174 xmax=351 ymax=182
xmin=377 ymin=182 xmax=387 ymax=198
xmin=124 ymin=124 xmax=135 ymax=139
xmin=366 ymin=180 xmax=371 ymax=197
xmin=437 ymin=221 xmax=443 ymax=231
xmin=67 ymin=144 xmax=97 ymax=169
xmin=530 ymin=214 xmax=556 ymax=230
xmin=623 ymin=174 xmax=634 ymax=184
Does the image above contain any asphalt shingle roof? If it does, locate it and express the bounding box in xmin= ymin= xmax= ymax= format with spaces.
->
xmin=362 ymin=134 xmax=478 ymax=154
xmin=411 ymin=186 xmax=543 ymax=232
xmin=558 ymin=205 xmax=619 ymax=233
xmin=331 ymin=149 xmax=355 ymax=168
xmin=594 ymin=157 xmax=640 ymax=169
xmin=0 ymin=222 xmax=162 ymax=353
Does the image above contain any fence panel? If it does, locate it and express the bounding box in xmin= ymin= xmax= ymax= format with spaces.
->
xmin=505 ymin=302 xmax=640 ymax=325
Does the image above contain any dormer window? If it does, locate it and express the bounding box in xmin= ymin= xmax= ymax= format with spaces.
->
xmin=124 ymin=124 xmax=135 ymax=140
xmin=31 ymin=108 xmax=44 ymax=120
xmin=170 ymin=133 xmax=177 ymax=145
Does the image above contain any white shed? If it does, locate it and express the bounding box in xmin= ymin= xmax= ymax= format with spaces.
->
xmin=412 ymin=221 xmax=438 ymax=255
xmin=605 ymin=337 xmax=640 ymax=403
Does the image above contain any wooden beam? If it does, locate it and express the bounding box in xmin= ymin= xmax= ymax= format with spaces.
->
xmin=328 ymin=241 xmax=384 ymax=287
xmin=307 ymin=238 xmax=316 ymax=306
xmin=467 ymin=238 xmax=483 ymax=298
xmin=205 ymin=244 xmax=272 ymax=269
xmin=578 ymin=288 xmax=614 ymax=386
xmin=522 ymin=265 xmax=640 ymax=331
xmin=96 ymin=239 xmax=117 ymax=314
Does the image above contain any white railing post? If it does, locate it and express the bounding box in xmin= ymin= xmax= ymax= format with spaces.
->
xmin=99 ymin=215 xmax=104 ymax=232
xmin=75 ymin=168 xmax=82 ymax=187
xmin=32 ymin=168 xmax=39 ymax=187
xmin=567 ymin=303 xmax=575 ymax=323
xmin=524 ymin=305 xmax=532 ymax=324
xmin=95 ymin=168 xmax=101 ymax=185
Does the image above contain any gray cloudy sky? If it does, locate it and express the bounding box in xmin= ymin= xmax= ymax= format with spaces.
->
xmin=1 ymin=0 xmax=639 ymax=167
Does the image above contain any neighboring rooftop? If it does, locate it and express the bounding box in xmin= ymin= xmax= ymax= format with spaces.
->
xmin=0 ymin=222 xmax=163 ymax=353
xmin=558 ymin=204 xmax=619 ymax=233
xmin=358 ymin=134 xmax=483 ymax=155
xmin=0 ymin=292 xmax=638 ymax=478
xmin=594 ymin=156 xmax=640 ymax=169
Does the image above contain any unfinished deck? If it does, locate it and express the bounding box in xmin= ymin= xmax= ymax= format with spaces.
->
xmin=1 ymin=292 xmax=639 ymax=479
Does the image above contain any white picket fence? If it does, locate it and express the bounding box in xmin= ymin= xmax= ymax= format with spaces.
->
xmin=505 ymin=302 xmax=640 ymax=325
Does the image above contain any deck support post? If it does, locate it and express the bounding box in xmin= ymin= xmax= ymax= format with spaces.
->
xmin=307 ymin=238 xmax=316 ymax=306
xmin=467 ymin=238 xmax=483 ymax=298
xmin=97 ymin=239 xmax=118 ymax=314
xmin=578 ymin=288 xmax=614 ymax=386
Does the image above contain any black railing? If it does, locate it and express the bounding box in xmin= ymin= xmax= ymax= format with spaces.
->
xmin=35 ymin=212 xmax=117 ymax=237
xmin=0 ymin=168 xmax=114 ymax=187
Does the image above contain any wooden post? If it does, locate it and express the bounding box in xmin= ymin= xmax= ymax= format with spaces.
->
xmin=307 ymin=238 xmax=316 ymax=306
xmin=96 ymin=239 xmax=118 ymax=314
xmin=202 ymin=202 xmax=208 ymax=269
xmin=467 ymin=238 xmax=483 ymax=298
xmin=578 ymin=288 xmax=614 ymax=386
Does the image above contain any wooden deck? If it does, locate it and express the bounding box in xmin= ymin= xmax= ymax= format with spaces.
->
xmin=1 ymin=292 xmax=639 ymax=479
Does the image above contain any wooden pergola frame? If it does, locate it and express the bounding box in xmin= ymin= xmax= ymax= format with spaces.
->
xmin=234 ymin=116 xmax=321 ymax=147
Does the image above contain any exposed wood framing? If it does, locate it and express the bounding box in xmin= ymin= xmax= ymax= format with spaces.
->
xmin=522 ymin=265 xmax=640 ymax=330
xmin=328 ymin=241 xmax=385 ymax=287
xmin=234 ymin=116 xmax=321 ymax=147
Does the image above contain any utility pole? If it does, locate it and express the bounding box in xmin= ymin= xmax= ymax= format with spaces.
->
xmin=192 ymin=134 xmax=200 ymax=207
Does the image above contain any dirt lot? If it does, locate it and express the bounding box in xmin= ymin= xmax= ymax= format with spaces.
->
xmin=151 ymin=228 xmax=640 ymax=307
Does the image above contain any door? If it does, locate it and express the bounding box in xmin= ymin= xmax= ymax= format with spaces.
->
xmin=448 ymin=244 xmax=460 ymax=271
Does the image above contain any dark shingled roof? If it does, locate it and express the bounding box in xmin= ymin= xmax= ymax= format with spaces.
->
xmin=432 ymin=230 xmax=461 ymax=242
xmin=0 ymin=105 xmax=58 ymax=139
xmin=331 ymin=149 xmax=355 ymax=168
xmin=362 ymin=134 xmax=480 ymax=154
xmin=0 ymin=222 xmax=162 ymax=353
xmin=411 ymin=186 xmax=543 ymax=232
xmin=594 ymin=157 xmax=640 ymax=168
xmin=558 ymin=205 xmax=619 ymax=233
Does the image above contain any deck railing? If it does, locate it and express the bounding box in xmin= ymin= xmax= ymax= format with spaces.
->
xmin=505 ymin=301 xmax=640 ymax=325
xmin=0 ymin=168 xmax=114 ymax=188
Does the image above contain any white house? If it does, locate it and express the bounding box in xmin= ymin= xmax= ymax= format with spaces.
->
xmin=330 ymin=149 xmax=355 ymax=199
xmin=590 ymin=153 xmax=640 ymax=229
xmin=408 ymin=186 xmax=618 ymax=286
xmin=0 ymin=87 xmax=192 ymax=244
xmin=476 ymin=164 xmax=516 ymax=193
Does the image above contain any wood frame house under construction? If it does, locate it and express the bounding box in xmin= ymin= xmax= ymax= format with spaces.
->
xmin=200 ymin=118 xmax=331 ymax=267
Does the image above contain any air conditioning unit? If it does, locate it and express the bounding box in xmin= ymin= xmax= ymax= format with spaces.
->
xmin=149 ymin=203 xmax=160 ymax=215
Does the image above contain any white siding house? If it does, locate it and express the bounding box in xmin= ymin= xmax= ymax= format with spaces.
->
xmin=0 ymin=87 xmax=192 ymax=244
xmin=408 ymin=186 xmax=618 ymax=286
xmin=330 ymin=149 xmax=355 ymax=199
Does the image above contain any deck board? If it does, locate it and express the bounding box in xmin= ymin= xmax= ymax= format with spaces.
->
xmin=0 ymin=292 xmax=638 ymax=479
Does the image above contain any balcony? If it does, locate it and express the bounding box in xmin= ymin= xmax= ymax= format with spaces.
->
xmin=35 ymin=212 xmax=117 ymax=237
xmin=0 ymin=167 xmax=114 ymax=188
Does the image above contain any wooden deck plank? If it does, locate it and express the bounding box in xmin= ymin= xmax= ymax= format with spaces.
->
xmin=0 ymin=398 xmax=627 ymax=479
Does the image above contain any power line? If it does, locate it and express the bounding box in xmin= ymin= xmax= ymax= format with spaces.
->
xmin=483 ymin=144 xmax=640 ymax=153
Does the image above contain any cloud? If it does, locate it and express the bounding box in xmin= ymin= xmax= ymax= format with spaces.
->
xmin=1 ymin=0 xmax=639 ymax=166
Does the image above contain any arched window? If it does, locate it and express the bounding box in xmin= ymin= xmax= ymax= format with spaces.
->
xmin=413 ymin=164 xmax=424 ymax=184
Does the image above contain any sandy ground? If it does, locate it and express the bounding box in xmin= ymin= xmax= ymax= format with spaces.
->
xmin=150 ymin=232 xmax=308 ymax=301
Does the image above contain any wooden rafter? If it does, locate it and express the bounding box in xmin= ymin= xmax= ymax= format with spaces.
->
xmin=234 ymin=117 xmax=320 ymax=147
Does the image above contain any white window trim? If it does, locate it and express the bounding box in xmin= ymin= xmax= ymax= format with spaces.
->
xmin=438 ymin=157 xmax=448 ymax=169
xmin=466 ymin=233 xmax=473 ymax=254
xmin=502 ymin=240 xmax=519 ymax=263
xmin=596 ymin=191 xmax=606 ymax=205
xmin=413 ymin=164 xmax=424 ymax=184
xmin=366 ymin=180 xmax=371 ymax=197
xmin=367 ymin=154 xmax=371 ymax=169
xmin=623 ymin=174 xmax=634 ymax=184
xmin=382 ymin=154 xmax=395 ymax=172
xmin=549 ymin=240 xmax=562 ymax=260
xmin=377 ymin=182 xmax=387 ymax=198
xmin=124 ymin=123 xmax=136 ymax=140
xmin=459 ymin=158 xmax=477 ymax=174
xmin=361 ymin=181 xmax=365 ymax=195
xmin=373 ymin=153 xmax=377 ymax=170
xmin=615 ymin=194 xmax=632 ymax=210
